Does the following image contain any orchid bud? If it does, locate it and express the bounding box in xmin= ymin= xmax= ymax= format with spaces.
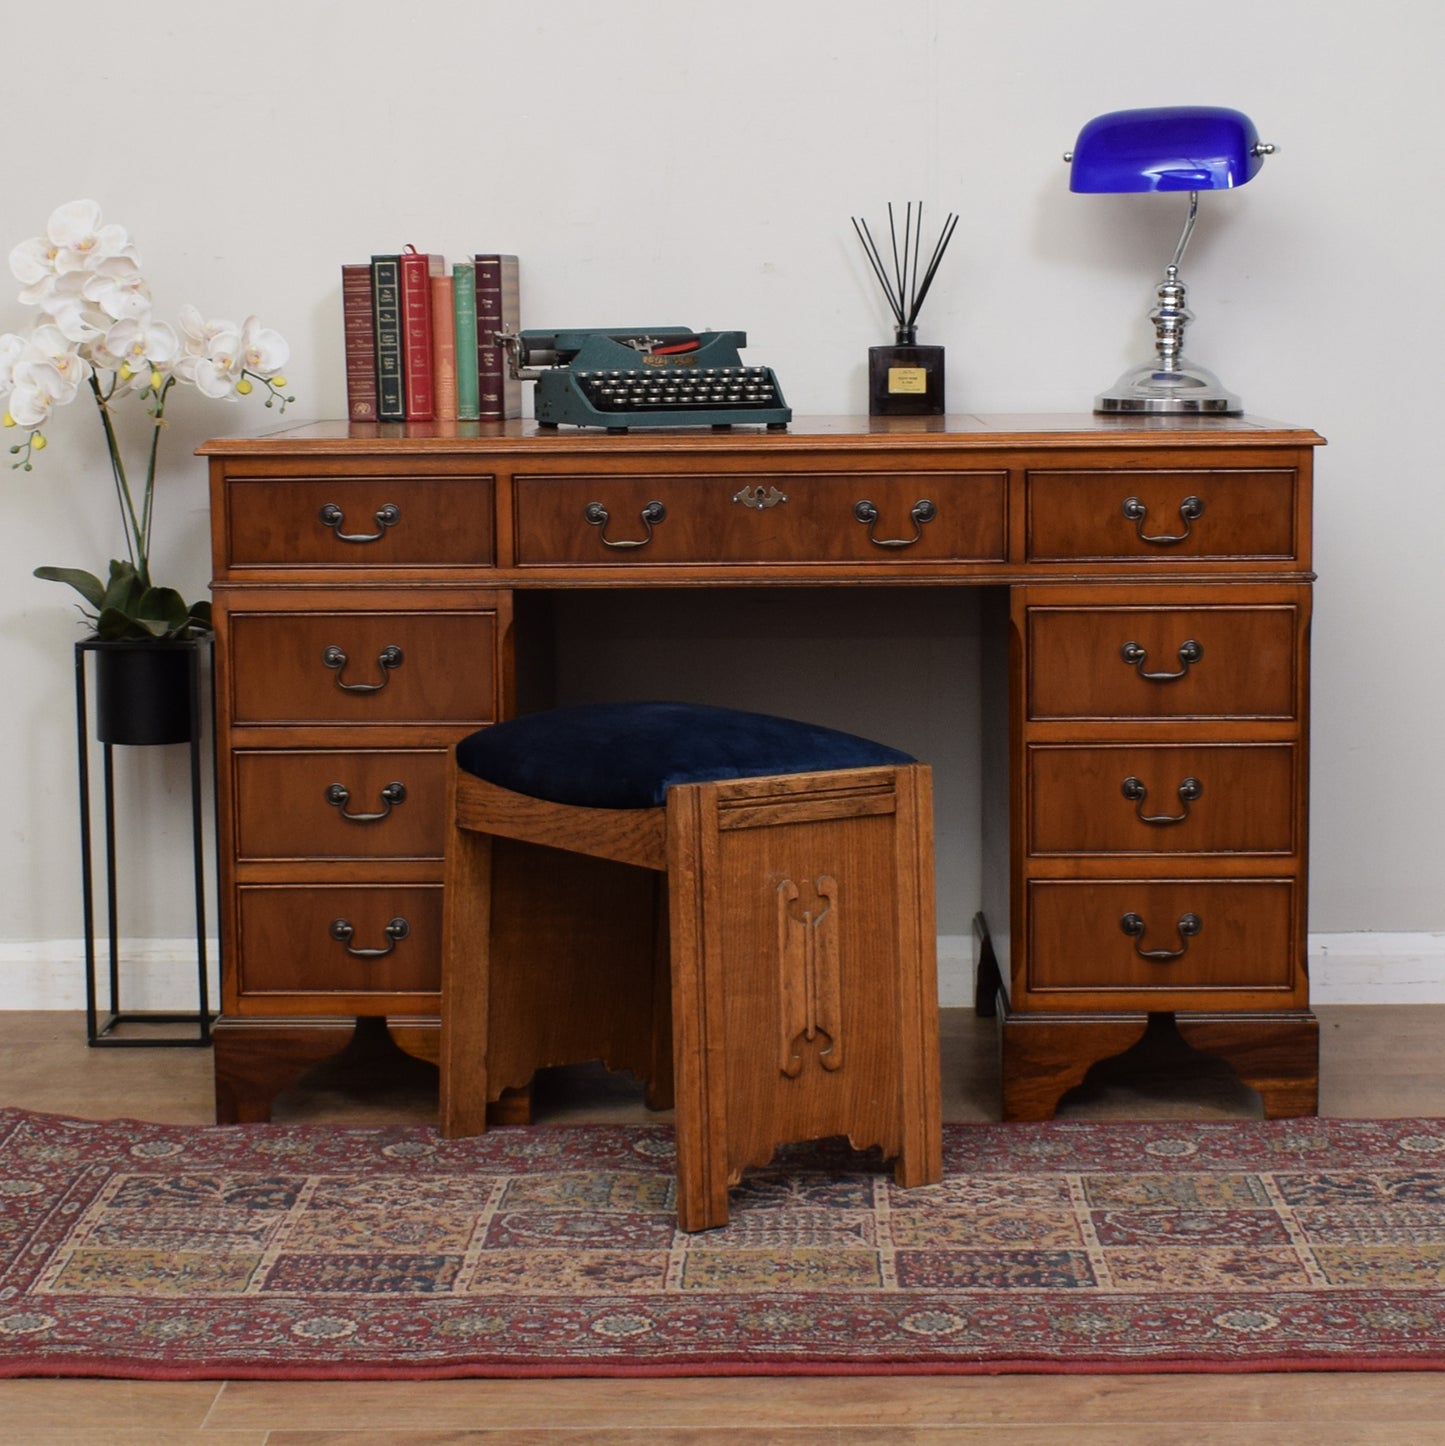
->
xmin=236 ymin=378 xmax=253 ymax=396
xmin=32 ymin=433 xmax=46 ymax=451
xmin=149 ymin=369 xmax=162 ymax=391
xmin=119 ymin=363 xmax=133 ymax=381
xmin=2 ymin=413 xmax=13 ymax=428
xmin=271 ymin=376 xmax=287 ymax=388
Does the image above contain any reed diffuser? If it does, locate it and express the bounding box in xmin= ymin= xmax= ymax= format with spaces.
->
xmin=852 ymin=203 xmax=957 ymax=415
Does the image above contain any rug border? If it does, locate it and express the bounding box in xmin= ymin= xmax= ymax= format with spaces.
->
xmin=8 ymin=1108 xmax=1445 ymax=1381
xmin=3 ymin=1354 xmax=1444 ymax=1381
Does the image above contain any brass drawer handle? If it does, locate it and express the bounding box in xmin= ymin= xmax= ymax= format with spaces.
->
xmin=325 ymin=781 xmax=407 ymax=823
xmin=1121 ymin=775 xmax=1202 ymax=826
xmin=322 ymin=644 xmax=404 ymax=692
xmin=329 ymin=916 xmax=410 ymax=958
xmin=1120 ymin=911 xmax=1202 ymax=961
xmin=318 ymin=502 xmax=400 ymax=543
xmin=1121 ymin=639 xmax=1202 ymax=682
xmin=584 ymin=500 xmax=666 ymax=548
xmin=1122 ymin=494 xmax=1203 ymax=545
xmin=853 ymin=498 xmax=936 ymax=548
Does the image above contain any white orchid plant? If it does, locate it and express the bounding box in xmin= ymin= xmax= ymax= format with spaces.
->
xmin=1 ymin=199 xmax=292 ymax=639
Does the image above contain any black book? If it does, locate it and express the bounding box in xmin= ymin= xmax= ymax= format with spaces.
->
xmin=370 ymin=254 xmax=406 ymax=421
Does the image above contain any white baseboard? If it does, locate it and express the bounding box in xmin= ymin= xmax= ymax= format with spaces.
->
xmin=1 ymin=933 xmax=1442 ymax=1012
xmin=0 ymin=939 xmax=221 ymax=1012
xmin=937 ymin=935 xmax=978 ymax=1008
xmin=1306 ymin=932 xmax=1445 ymax=1004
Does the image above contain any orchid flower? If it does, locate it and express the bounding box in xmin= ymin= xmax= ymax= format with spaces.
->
xmin=6 ymin=199 xmax=294 ymax=638
xmin=240 ymin=315 xmax=289 ymax=377
xmin=7 ymin=357 xmax=77 ymax=428
xmin=0 ymin=333 xmax=25 ymax=394
xmin=41 ymin=283 xmax=108 ymax=345
xmin=45 ymin=199 xmax=133 ymax=276
xmin=174 ymin=317 xmax=245 ymax=397
xmin=97 ymin=314 xmax=180 ymax=387
xmin=83 ymin=258 xmax=151 ymax=322
xmin=26 ymin=325 xmax=90 ymax=390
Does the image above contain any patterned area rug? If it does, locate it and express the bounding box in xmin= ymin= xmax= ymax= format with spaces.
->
xmin=2 ymin=1107 xmax=1445 ymax=1378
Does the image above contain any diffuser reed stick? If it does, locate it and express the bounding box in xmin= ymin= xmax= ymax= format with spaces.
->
xmin=851 ymin=202 xmax=958 ymax=342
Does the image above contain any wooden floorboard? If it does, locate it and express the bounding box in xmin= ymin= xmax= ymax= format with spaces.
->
xmin=0 ymin=1004 xmax=1442 ymax=1439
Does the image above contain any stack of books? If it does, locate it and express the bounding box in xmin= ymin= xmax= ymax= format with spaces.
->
xmin=342 ymin=248 xmax=521 ymax=423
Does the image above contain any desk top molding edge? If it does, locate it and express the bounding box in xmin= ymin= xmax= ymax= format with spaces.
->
xmin=198 ymin=415 xmax=1326 ymax=459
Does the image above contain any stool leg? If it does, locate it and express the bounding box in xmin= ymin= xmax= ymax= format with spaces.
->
xmin=644 ymin=884 xmax=675 ymax=1112
xmin=440 ymin=818 xmax=493 ymax=1138
xmin=891 ymin=763 xmax=944 ymax=1189
xmin=666 ymin=765 xmax=943 ymax=1232
xmin=666 ymin=784 xmax=732 ymax=1233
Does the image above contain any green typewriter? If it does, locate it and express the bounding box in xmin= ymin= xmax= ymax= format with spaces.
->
xmin=498 ymin=327 xmax=791 ymax=432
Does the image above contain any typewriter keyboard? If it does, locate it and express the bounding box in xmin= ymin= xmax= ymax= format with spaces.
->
xmin=575 ymin=366 xmax=785 ymax=413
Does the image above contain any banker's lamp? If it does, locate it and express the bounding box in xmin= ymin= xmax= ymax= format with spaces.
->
xmin=1066 ymin=106 xmax=1275 ymax=414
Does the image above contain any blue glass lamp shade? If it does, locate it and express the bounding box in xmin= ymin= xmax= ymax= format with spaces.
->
xmin=1066 ymin=106 xmax=1273 ymax=414
xmin=1069 ymin=106 xmax=1266 ymax=194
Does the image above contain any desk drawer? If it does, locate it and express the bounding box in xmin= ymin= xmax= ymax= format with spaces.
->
xmin=236 ymin=884 xmax=441 ymax=996
xmin=1029 ymin=743 xmax=1296 ymax=855
xmin=229 ymin=610 xmax=497 ymax=726
xmin=233 ymin=749 xmax=449 ymax=860
xmin=1027 ymin=879 xmax=1296 ymax=993
xmin=223 ymin=477 xmax=494 ymax=568
xmin=1027 ymin=603 xmax=1301 ymax=721
xmin=513 ymin=470 xmax=1007 ymax=564
xmin=1026 ymin=469 xmax=1298 ymax=561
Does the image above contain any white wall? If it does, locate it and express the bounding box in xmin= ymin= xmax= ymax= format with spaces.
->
xmin=1 ymin=1 xmax=1441 ymax=979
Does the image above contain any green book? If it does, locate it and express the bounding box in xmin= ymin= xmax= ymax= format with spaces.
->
xmin=453 ymin=261 xmax=479 ymax=420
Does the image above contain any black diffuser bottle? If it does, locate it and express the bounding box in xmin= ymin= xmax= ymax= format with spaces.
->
xmin=854 ymin=204 xmax=956 ymax=417
xmin=868 ymin=323 xmax=945 ymax=416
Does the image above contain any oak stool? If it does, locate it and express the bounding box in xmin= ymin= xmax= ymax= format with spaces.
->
xmin=438 ymin=701 xmax=942 ymax=1231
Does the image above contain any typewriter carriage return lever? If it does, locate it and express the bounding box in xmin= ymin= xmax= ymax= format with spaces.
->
xmin=497 ymin=327 xmax=791 ymax=433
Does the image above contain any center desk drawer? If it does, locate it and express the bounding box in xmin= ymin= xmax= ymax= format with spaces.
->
xmin=229 ymin=610 xmax=497 ymax=725
xmin=223 ymin=476 xmax=494 ymax=568
xmin=237 ymin=884 xmax=441 ymax=997
xmin=1027 ymin=603 xmax=1302 ymax=721
xmin=513 ymin=471 xmax=1007 ymax=564
xmin=234 ymin=749 xmax=449 ymax=860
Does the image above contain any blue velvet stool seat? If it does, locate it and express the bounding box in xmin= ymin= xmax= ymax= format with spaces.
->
xmin=439 ymin=701 xmax=943 ymax=1231
xmin=455 ymin=700 xmax=918 ymax=808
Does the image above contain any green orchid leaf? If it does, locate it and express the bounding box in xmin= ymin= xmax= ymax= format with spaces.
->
xmin=100 ymin=561 xmax=145 ymax=616
xmin=43 ymin=559 xmax=208 ymax=640
xmin=93 ymin=606 xmax=159 ymax=641
xmin=134 ymin=586 xmax=190 ymax=628
xmin=33 ymin=566 xmax=107 ymax=609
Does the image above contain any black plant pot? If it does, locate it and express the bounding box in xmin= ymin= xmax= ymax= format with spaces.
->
xmin=93 ymin=641 xmax=198 ymax=746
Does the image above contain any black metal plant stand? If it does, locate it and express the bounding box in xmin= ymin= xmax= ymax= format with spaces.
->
xmin=74 ymin=637 xmax=214 ymax=1046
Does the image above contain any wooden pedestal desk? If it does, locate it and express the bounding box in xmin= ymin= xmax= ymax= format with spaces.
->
xmin=201 ymin=414 xmax=1321 ymax=1123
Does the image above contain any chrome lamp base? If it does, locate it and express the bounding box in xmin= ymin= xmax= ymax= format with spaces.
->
xmin=1094 ymin=357 xmax=1241 ymax=415
xmin=1093 ymin=202 xmax=1244 ymax=417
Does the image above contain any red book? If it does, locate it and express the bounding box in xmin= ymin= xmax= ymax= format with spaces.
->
xmin=430 ymin=272 xmax=458 ymax=422
xmin=341 ymin=263 xmax=377 ymax=422
xmin=399 ymin=245 xmax=444 ymax=420
xmin=474 ymin=253 xmax=521 ymax=420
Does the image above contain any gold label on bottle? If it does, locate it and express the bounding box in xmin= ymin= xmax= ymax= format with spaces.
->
xmin=888 ymin=366 xmax=928 ymax=395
